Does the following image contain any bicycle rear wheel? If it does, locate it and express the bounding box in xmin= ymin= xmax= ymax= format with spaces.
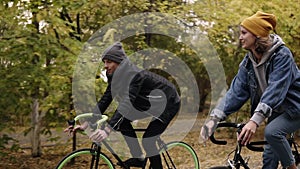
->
xmin=56 ymin=148 xmax=114 ymax=169
xmin=158 ymin=141 xmax=200 ymax=169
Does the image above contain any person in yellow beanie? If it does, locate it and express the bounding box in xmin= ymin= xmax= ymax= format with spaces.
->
xmin=200 ymin=11 xmax=300 ymax=169
xmin=241 ymin=11 xmax=276 ymax=38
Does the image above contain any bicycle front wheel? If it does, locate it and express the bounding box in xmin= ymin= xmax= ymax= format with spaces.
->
xmin=159 ymin=141 xmax=200 ymax=169
xmin=56 ymin=148 xmax=114 ymax=169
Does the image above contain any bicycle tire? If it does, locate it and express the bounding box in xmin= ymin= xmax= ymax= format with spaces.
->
xmin=56 ymin=148 xmax=114 ymax=169
xmin=153 ymin=141 xmax=200 ymax=169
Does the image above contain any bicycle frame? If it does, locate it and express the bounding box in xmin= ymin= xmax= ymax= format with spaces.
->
xmin=67 ymin=114 xmax=183 ymax=169
xmin=210 ymin=122 xmax=300 ymax=169
xmin=86 ymin=140 xmax=128 ymax=169
xmin=103 ymin=130 xmax=184 ymax=169
xmin=210 ymin=123 xmax=250 ymax=169
xmin=71 ymin=131 xmax=182 ymax=169
xmin=228 ymin=140 xmax=250 ymax=169
xmin=101 ymin=140 xmax=128 ymax=168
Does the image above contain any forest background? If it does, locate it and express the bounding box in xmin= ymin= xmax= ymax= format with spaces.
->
xmin=0 ymin=0 xmax=299 ymax=168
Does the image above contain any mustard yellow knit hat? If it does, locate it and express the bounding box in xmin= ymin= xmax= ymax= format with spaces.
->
xmin=241 ymin=11 xmax=276 ymax=37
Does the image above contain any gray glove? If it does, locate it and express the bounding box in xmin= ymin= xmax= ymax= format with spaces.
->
xmin=200 ymin=116 xmax=221 ymax=143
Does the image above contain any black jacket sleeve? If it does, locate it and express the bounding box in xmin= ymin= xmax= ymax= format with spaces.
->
xmin=94 ymin=83 xmax=113 ymax=114
xmin=88 ymin=83 xmax=113 ymax=125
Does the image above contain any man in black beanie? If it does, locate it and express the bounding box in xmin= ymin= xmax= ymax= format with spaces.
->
xmin=66 ymin=42 xmax=181 ymax=169
xmin=101 ymin=42 xmax=126 ymax=64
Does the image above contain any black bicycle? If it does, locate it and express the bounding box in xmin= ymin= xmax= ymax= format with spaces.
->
xmin=208 ymin=122 xmax=300 ymax=169
xmin=55 ymin=113 xmax=200 ymax=169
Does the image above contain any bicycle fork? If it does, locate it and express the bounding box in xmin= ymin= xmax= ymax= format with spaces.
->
xmin=228 ymin=143 xmax=250 ymax=169
xmin=89 ymin=143 xmax=106 ymax=169
xmin=157 ymin=138 xmax=176 ymax=169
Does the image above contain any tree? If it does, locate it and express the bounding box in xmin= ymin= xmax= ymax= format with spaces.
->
xmin=1 ymin=0 xmax=299 ymax=158
xmin=0 ymin=0 xmax=82 ymax=156
xmin=1 ymin=0 xmax=180 ymax=157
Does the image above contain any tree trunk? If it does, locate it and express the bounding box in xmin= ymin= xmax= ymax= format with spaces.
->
xmin=31 ymin=98 xmax=42 ymax=157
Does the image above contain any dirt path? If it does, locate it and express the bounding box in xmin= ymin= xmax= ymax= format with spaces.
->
xmin=2 ymin=114 xmax=299 ymax=169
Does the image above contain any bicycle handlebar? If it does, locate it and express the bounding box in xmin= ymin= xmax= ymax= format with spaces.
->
xmin=246 ymin=141 xmax=266 ymax=152
xmin=210 ymin=122 xmax=265 ymax=152
xmin=73 ymin=113 xmax=108 ymax=129
xmin=210 ymin=122 xmax=243 ymax=145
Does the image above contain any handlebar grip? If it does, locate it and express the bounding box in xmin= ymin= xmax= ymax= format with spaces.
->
xmin=216 ymin=122 xmax=240 ymax=128
xmin=210 ymin=134 xmax=227 ymax=145
xmin=209 ymin=122 xmax=243 ymax=145
xmin=95 ymin=115 xmax=108 ymax=129
xmin=74 ymin=113 xmax=108 ymax=129
xmin=246 ymin=141 xmax=266 ymax=152
xmin=74 ymin=113 xmax=95 ymax=121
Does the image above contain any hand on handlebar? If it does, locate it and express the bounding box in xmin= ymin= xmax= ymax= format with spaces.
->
xmin=200 ymin=116 xmax=221 ymax=144
xmin=90 ymin=128 xmax=110 ymax=142
xmin=64 ymin=121 xmax=89 ymax=136
xmin=238 ymin=120 xmax=258 ymax=145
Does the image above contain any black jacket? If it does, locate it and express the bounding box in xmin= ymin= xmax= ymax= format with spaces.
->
xmin=95 ymin=59 xmax=180 ymax=130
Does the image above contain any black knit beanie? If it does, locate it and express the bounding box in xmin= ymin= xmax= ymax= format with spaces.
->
xmin=101 ymin=42 xmax=126 ymax=63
